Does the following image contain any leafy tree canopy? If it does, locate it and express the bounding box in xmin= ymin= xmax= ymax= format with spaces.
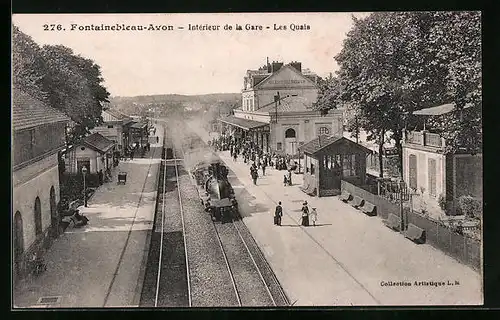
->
xmin=12 ymin=25 xmax=110 ymax=144
xmin=315 ymin=11 xmax=481 ymax=163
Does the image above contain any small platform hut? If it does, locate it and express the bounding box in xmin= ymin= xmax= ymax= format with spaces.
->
xmin=298 ymin=135 xmax=372 ymax=197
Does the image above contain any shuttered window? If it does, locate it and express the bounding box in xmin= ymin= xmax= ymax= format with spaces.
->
xmin=428 ymin=158 xmax=437 ymax=196
xmin=409 ymin=154 xmax=417 ymax=190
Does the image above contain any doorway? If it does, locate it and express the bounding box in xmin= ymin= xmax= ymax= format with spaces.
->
xmin=14 ymin=211 xmax=23 ymax=275
xmin=284 ymin=128 xmax=297 ymax=155
xmin=50 ymin=186 xmax=58 ymax=237
xmin=34 ymin=197 xmax=42 ymax=237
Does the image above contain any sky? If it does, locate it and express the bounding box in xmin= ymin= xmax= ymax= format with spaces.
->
xmin=12 ymin=13 xmax=369 ymax=97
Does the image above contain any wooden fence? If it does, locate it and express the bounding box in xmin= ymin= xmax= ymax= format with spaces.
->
xmin=341 ymin=180 xmax=481 ymax=271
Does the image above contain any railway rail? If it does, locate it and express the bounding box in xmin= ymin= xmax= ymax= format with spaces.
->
xmin=178 ymin=124 xmax=290 ymax=307
xmin=140 ymin=126 xmax=190 ymax=307
xmin=142 ymin=119 xmax=289 ymax=307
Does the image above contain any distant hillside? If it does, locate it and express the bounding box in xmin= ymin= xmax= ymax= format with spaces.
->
xmin=109 ymin=93 xmax=241 ymax=116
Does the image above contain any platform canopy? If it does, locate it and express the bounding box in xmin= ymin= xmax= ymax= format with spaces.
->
xmin=219 ymin=115 xmax=269 ymax=131
xmin=413 ymin=103 xmax=473 ymax=116
xmin=130 ymin=122 xmax=148 ymax=129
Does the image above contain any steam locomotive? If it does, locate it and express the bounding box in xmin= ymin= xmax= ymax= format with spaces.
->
xmin=192 ymin=160 xmax=238 ymax=223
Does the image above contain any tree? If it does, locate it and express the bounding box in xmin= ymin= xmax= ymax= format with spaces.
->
xmin=425 ymin=11 xmax=482 ymax=154
xmin=314 ymin=74 xmax=342 ymax=115
xmin=38 ymin=45 xmax=110 ymax=143
xmin=12 ymin=26 xmax=111 ymax=145
xmin=12 ymin=25 xmax=47 ymax=102
xmin=323 ymin=11 xmax=481 ymax=177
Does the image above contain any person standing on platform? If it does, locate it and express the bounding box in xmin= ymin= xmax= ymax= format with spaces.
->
xmin=301 ymin=201 xmax=310 ymax=226
xmin=251 ymin=168 xmax=258 ymax=185
xmin=310 ymin=207 xmax=318 ymax=226
xmin=274 ymin=201 xmax=283 ymax=226
xmin=98 ymin=169 xmax=104 ymax=185
xmin=288 ymin=169 xmax=293 ymax=186
xmin=261 ymin=162 xmax=266 ymax=176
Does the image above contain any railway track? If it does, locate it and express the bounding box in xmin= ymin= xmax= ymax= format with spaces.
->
xmin=178 ymin=124 xmax=290 ymax=307
xmin=141 ymin=119 xmax=289 ymax=307
xmin=140 ymin=126 xmax=190 ymax=307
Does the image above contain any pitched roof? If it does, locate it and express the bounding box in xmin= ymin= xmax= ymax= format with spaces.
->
xmin=413 ymin=103 xmax=473 ymax=116
xmin=299 ymin=135 xmax=373 ymax=155
xmin=254 ymin=64 xmax=318 ymax=89
xmin=257 ymin=95 xmax=313 ymax=113
xmin=12 ymin=88 xmax=70 ymax=131
xmin=83 ymin=132 xmax=115 ymax=153
xmin=103 ymin=109 xmax=133 ymax=125
xmin=219 ymin=115 xmax=268 ymax=130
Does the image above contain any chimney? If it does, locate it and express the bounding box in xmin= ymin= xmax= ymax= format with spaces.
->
xmin=290 ymin=61 xmax=302 ymax=73
xmin=271 ymin=61 xmax=284 ymax=73
xmin=267 ymin=58 xmax=272 ymax=73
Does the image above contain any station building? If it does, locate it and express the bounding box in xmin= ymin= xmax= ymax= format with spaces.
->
xmin=402 ymin=103 xmax=482 ymax=216
xmin=12 ymin=88 xmax=70 ymax=279
xmin=219 ymin=60 xmax=343 ymax=155
xmin=91 ymin=109 xmax=133 ymax=155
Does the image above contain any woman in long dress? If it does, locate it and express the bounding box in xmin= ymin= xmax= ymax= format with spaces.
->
xmin=301 ymin=201 xmax=309 ymax=226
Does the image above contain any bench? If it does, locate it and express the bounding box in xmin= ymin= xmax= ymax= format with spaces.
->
xmin=360 ymin=201 xmax=377 ymax=216
xmin=383 ymin=214 xmax=401 ymax=232
xmin=349 ymin=196 xmax=364 ymax=208
xmin=339 ymin=192 xmax=352 ymax=202
xmin=404 ymin=223 xmax=426 ymax=244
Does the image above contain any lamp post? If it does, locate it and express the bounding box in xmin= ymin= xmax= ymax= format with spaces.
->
xmin=82 ymin=166 xmax=88 ymax=207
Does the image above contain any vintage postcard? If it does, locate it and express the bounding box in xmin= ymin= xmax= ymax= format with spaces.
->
xmin=11 ymin=12 xmax=483 ymax=308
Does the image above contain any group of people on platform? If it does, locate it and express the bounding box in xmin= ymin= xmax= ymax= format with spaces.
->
xmin=122 ymin=141 xmax=152 ymax=161
xmin=209 ymin=133 xmax=299 ymax=187
xmin=274 ymin=200 xmax=318 ymax=227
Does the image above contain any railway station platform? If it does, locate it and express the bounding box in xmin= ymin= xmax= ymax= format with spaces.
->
xmin=13 ymin=125 xmax=165 ymax=308
xmin=189 ymin=121 xmax=483 ymax=306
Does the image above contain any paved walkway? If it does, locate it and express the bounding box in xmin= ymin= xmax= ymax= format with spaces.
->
xmin=13 ymin=125 xmax=164 ymax=308
xmin=189 ymin=122 xmax=483 ymax=306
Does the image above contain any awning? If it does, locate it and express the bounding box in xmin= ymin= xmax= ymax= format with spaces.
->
xmin=130 ymin=122 xmax=148 ymax=129
xmin=413 ymin=103 xmax=473 ymax=116
xmin=219 ymin=115 xmax=269 ymax=131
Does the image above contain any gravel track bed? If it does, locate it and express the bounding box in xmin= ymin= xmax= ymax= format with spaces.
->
xmin=232 ymin=220 xmax=290 ymax=306
xmin=140 ymin=135 xmax=189 ymax=307
xmin=176 ymin=165 xmax=239 ymax=307
xmin=180 ymin=123 xmax=291 ymax=307
xmin=167 ymin=121 xmax=289 ymax=307
xmin=170 ymin=125 xmax=239 ymax=307
xmin=214 ymin=222 xmax=274 ymax=306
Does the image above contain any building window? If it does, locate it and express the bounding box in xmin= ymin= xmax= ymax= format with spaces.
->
xmin=428 ymin=158 xmax=437 ymax=196
xmin=77 ymin=159 xmax=91 ymax=173
xmin=285 ymin=128 xmax=296 ymax=138
xmin=319 ymin=127 xmax=330 ymax=135
xmin=277 ymin=142 xmax=282 ymax=151
xmin=311 ymin=163 xmax=315 ymax=175
xmin=342 ymin=154 xmax=358 ymax=177
xmin=409 ymin=154 xmax=418 ymax=190
xmin=108 ymin=125 xmax=114 ymax=128
xmin=30 ymin=128 xmax=36 ymax=146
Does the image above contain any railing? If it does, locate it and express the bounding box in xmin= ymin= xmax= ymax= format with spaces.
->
xmin=406 ymin=131 xmax=423 ymax=145
xmin=425 ymin=132 xmax=443 ymax=147
xmin=405 ymin=131 xmax=444 ymax=148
